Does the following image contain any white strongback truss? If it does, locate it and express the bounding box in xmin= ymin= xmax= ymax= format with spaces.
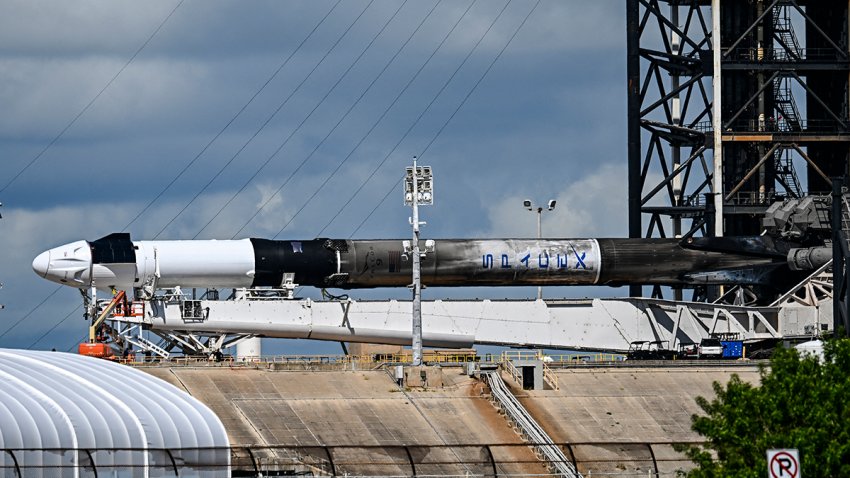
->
xmin=104 ymin=284 xmax=833 ymax=356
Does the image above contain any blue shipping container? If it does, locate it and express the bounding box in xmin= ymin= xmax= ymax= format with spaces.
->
xmin=721 ymin=341 xmax=743 ymax=358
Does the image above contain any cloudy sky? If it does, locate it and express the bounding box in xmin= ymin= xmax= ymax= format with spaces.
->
xmin=0 ymin=0 xmax=628 ymax=353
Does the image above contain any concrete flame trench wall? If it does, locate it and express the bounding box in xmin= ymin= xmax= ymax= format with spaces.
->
xmin=140 ymin=364 xmax=759 ymax=476
xmin=142 ymin=366 xmax=544 ymax=476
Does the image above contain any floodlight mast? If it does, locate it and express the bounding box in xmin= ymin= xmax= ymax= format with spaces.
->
xmin=411 ymin=159 xmax=422 ymax=367
xmin=404 ymin=157 xmax=433 ymax=366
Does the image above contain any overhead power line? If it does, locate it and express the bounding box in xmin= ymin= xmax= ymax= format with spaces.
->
xmin=24 ymin=0 xmax=540 ymax=351
xmin=0 ymin=285 xmax=62 ymax=342
xmin=317 ymin=0 xmax=522 ymax=237
xmin=27 ymin=304 xmax=81 ymax=349
xmin=20 ymin=1 xmax=345 ymax=350
xmin=153 ymin=0 xmax=382 ymax=239
xmin=0 ymin=0 xmax=185 ymax=194
xmin=278 ymin=0 xmax=512 ymax=239
xmin=233 ymin=0 xmax=476 ymax=238
xmin=152 ymin=0 xmax=402 ymax=240
xmin=20 ymin=2 xmax=344 ymax=349
xmin=350 ymin=0 xmax=541 ymax=237
xmin=120 ymin=0 xmax=343 ymax=233
xmin=193 ymin=0 xmax=431 ymax=240
xmin=419 ymin=0 xmax=542 ymax=158
xmin=9 ymin=0 xmax=185 ymax=350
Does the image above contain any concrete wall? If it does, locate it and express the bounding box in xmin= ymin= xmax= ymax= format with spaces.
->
xmin=143 ymin=366 xmax=544 ymax=476
xmin=142 ymin=364 xmax=760 ymax=476
xmin=514 ymin=365 xmax=761 ymax=476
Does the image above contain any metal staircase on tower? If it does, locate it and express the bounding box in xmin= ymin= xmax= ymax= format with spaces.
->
xmin=774 ymin=148 xmax=804 ymax=198
xmin=773 ymin=76 xmax=802 ymax=132
xmin=773 ymin=7 xmax=803 ymax=61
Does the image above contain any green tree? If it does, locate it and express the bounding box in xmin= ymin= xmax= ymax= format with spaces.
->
xmin=678 ymin=339 xmax=850 ymax=477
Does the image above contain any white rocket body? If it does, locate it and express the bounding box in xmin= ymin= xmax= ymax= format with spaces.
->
xmin=33 ymin=238 xmax=256 ymax=290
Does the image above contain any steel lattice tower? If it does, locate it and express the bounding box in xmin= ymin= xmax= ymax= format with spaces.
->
xmin=627 ymin=0 xmax=850 ymax=301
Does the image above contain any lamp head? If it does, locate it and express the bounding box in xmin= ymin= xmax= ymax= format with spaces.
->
xmin=547 ymin=199 xmax=557 ymax=211
xmin=523 ymin=199 xmax=532 ymax=210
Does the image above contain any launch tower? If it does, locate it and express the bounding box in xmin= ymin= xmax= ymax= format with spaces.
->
xmin=627 ymin=0 xmax=850 ymax=300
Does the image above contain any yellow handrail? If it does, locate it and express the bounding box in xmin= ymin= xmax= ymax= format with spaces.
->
xmin=501 ymin=350 xmax=625 ymax=363
xmin=120 ymin=350 xmax=624 ymax=366
xmin=542 ymin=362 xmax=559 ymax=390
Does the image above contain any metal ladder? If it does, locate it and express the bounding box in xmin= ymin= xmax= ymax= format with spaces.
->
xmin=483 ymin=371 xmax=581 ymax=478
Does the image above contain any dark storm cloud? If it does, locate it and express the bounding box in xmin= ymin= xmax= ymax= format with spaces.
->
xmin=0 ymin=1 xmax=628 ymax=351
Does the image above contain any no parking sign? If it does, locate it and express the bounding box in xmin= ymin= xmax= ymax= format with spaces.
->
xmin=767 ymin=449 xmax=800 ymax=478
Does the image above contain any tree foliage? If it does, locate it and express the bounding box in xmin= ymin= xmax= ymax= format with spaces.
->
xmin=678 ymin=339 xmax=850 ymax=477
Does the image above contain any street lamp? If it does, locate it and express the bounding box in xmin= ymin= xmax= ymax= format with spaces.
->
xmin=523 ymin=198 xmax=556 ymax=300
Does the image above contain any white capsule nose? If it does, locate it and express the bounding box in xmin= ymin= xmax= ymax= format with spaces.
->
xmin=32 ymin=251 xmax=50 ymax=278
xmin=32 ymin=240 xmax=94 ymax=287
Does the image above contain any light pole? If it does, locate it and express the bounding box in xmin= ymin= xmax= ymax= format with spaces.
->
xmin=523 ymin=199 xmax=556 ymax=300
xmin=405 ymin=158 xmax=433 ymax=366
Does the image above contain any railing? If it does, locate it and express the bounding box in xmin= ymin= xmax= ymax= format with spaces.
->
xmin=120 ymin=351 xmax=628 ymax=368
xmin=772 ymin=76 xmax=802 ymax=132
xmin=117 ymin=351 xmax=767 ymax=370
xmin=542 ymin=363 xmax=559 ymax=391
xmin=110 ymin=300 xmax=145 ymax=317
xmin=691 ymin=119 xmax=850 ymax=134
xmin=0 ymin=443 xmax=702 ymax=477
xmin=723 ymin=190 xmax=778 ymax=206
xmin=501 ymin=351 xmax=625 ymax=364
xmin=502 ymin=350 xmax=545 ymax=361
xmin=723 ymin=47 xmax=847 ymax=62
xmin=504 ymin=358 xmax=524 ymax=386
xmin=121 ymin=352 xmax=485 ymax=367
xmin=667 ymin=189 xmax=806 ymax=208
xmin=773 ymin=10 xmax=803 ymax=60
xmin=0 ymin=447 xmax=229 ymax=477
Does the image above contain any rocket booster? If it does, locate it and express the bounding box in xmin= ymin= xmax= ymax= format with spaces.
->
xmin=32 ymin=233 xmax=805 ymax=291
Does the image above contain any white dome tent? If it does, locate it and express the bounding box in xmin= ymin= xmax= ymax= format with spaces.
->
xmin=0 ymin=349 xmax=230 ymax=476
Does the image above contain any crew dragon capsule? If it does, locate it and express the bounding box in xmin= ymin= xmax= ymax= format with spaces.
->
xmin=32 ymin=233 xmax=812 ymax=292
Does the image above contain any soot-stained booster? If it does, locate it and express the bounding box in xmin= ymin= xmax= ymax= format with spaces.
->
xmin=33 ymin=233 xmax=805 ymax=292
xmin=343 ymin=239 xmax=603 ymax=287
